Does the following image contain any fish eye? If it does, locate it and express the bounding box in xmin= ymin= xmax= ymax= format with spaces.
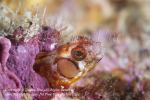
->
xmin=71 ymin=46 xmax=87 ymax=61
xmin=57 ymin=58 xmax=80 ymax=78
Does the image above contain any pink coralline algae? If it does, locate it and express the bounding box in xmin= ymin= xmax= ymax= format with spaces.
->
xmin=0 ymin=37 xmax=22 ymax=89
xmin=0 ymin=26 xmax=60 ymax=100
xmin=0 ymin=25 xmax=61 ymax=99
xmin=0 ymin=37 xmax=22 ymax=100
xmin=5 ymin=26 xmax=60 ymax=89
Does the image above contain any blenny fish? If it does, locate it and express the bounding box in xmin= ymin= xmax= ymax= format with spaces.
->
xmin=33 ymin=34 xmax=102 ymax=88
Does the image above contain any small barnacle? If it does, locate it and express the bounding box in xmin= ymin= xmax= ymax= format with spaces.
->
xmin=0 ymin=4 xmax=16 ymax=36
xmin=23 ymin=15 xmax=40 ymax=42
xmin=0 ymin=4 xmax=40 ymax=42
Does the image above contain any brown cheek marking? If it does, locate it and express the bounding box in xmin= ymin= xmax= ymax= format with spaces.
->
xmin=56 ymin=58 xmax=80 ymax=79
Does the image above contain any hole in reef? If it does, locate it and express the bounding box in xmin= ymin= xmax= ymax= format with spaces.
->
xmin=42 ymin=26 xmax=49 ymax=31
xmin=33 ymin=52 xmax=51 ymax=78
